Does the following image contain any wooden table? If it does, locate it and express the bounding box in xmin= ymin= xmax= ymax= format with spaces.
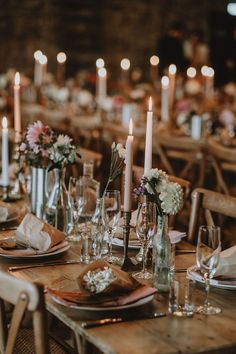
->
xmin=1 ymin=235 xmax=236 ymax=354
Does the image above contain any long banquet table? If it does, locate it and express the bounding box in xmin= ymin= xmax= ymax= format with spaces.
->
xmin=0 ymin=229 xmax=236 ymax=354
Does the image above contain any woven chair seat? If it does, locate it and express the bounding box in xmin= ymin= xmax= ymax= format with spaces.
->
xmin=14 ymin=328 xmax=67 ymax=354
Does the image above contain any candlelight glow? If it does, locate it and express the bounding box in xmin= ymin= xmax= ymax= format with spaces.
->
xmin=168 ymin=64 xmax=177 ymax=75
xmin=208 ymin=67 xmax=215 ymax=77
xmin=98 ymin=67 xmax=107 ymax=78
xmin=120 ymin=58 xmax=130 ymax=70
xmin=14 ymin=72 xmax=20 ymax=86
xmin=96 ymin=58 xmax=105 ymax=69
xmin=150 ymin=55 xmax=159 ymax=66
xmin=57 ymin=52 xmax=67 ymax=64
xmin=2 ymin=117 xmax=7 ymax=129
xmin=39 ymin=55 xmax=47 ymax=65
xmin=148 ymin=97 xmax=153 ymax=111
xmin=34 ymin=50 xmax=43 ymax=61
xmin=201 ymin=65 xmax=209 ymax=77
xmin=187 ymin=67 xmax=196 ymax=78
xmin=129 ymin=118 xmax=133 ymax=135
xmin=161 ymin=76 xmax=169 ymax=88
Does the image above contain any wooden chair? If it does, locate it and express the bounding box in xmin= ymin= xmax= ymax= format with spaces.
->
xmin=156 ymin=130 xmax=205 ymax=187
xmin=188 ymin=188 xmax=236 ymax=247
xmin=207 ymin=137 xmax=236 ymax=195
xmin=0 ymin=271 xmax=68 ymax=354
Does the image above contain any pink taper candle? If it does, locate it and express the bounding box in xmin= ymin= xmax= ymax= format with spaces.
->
xmin=144 ymin=97 xmax=153 ymax=174
xmin=2 ymin=117 xmax=9 ymax=186
xmin=124 ymin=118 xmax=133 ymax=212
xmin=14 ymin=72 xmax=21 ymax=135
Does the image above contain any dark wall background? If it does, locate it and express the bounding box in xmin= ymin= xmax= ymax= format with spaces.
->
xmin=0 ymin=0 xmax=234 ymax=79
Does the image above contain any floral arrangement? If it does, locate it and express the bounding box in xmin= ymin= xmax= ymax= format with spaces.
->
xmin=20 ymin=120 xmax=80 ymax=170
xmin=135 ymin=168 xmax=183 ymax=216
xmin=102 ymin=142 xmax=126 ymax=197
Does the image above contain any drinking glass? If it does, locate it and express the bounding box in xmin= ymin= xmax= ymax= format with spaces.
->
xmin=133 ymin=202 xmax=157 ymax=279
xmin=196 ymin=225 xmax=221 ymax=315
xmin=102 ymin=190 xmax=121 ymax=263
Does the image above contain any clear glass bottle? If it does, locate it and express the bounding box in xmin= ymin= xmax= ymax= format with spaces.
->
xmin=44 ymin=167 xmax=73 ymax=235
xmin=77 ymin=160 xmax=100 ymax=219
xmin=152 ymin=215 xmax=171 ymax=292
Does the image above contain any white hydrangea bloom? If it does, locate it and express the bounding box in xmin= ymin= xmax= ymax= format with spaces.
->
xmin=159 ymin=182 xmax=183 ymax=215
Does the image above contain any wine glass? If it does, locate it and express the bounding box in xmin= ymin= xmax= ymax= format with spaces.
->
xmin=102 ymin=190 xmax=121 ymax=263
xmin=133 ymin=202 xmax=157 ymax=280
xmin=196 ymin=225 xmax=221 ymax=315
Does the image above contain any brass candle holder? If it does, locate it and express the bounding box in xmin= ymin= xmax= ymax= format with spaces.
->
xmin=121 ymin=211 xmax=135 ymax=272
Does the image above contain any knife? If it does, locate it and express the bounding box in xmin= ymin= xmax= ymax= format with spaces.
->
xmin=81 ymin=312 xmax=167 ymax=329
xmin=8 ymin=260 xmax=81 ymax=271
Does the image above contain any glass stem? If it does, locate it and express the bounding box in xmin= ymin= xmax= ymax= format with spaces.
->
xmin=108 ymin=229 xmax=113 ymax=256
xmin=204 ymin=273 xmax=211 ymax=309
xmin=142 ymin=242 xmax=148 ymax=273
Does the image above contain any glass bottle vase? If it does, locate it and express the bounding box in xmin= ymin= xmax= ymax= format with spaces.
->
xmin=152 ymin=215 xmax=171 ymax=292
xmin=44 ymin=167 xmax=73 ymax=235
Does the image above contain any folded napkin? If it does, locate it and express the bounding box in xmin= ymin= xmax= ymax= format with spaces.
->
xmin=214 ymin=245 xmax=236 ymax=278
xmin=0 ymin=205 xmax=8 ymax=222
xmin=15 ymin=213 xmax=65 ymax=251
xmin=48 ymin=260 xmax=157 ymax=307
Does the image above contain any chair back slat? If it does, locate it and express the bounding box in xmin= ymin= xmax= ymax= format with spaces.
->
xmin=188 ymin=188 xmax=236 ymax=244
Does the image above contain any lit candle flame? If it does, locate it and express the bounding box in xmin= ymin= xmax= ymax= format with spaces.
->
xmin=14 ymin=72 xmax=20 ymax=86
xmin=120 ymin=58 xmax=130 ymax=70
xmin=39 ymin=55 xmax=47 ymax=65
xmin=2 ymin=116 xmax=7 ymax=129
xmin=161 ymin=76 xmax=169 ymax=88
xmin=201 ymin=65 xmax=209 ymax=77
xmin=168 ymin=64 xmax=177 ymax=75
xmin=57 ymin=52 xmax=66 ymax=64
xmin=148 ymin=97 xmax=153 ymax=111
xmin=208 ymin=67 xmax=215 ymax=78
xmin=96 ymin=58 xmax=105 ymax=69
xmin=34 ymin=50 xmax=43 ymax=61
xmin=187 ymin=67 xmax=196 ymax=78
xmin=98 ymin=67 xmax=107 ymax=78
xmin=150 ymin=55 xmax=159 ymax=66
xmin=129 ymin=118 xmax=133 ymax=135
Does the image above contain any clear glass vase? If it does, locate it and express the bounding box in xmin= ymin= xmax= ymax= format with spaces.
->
xmin=90 ymin=198 xmax=104 ymax=260
xmin=44 ymin=167 xmax=73 ymax=235
xmin=152 ymin=215 xmax=171 ymax=292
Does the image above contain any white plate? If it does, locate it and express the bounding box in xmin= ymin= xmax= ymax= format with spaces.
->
xmin=50 ymin=293 xmax=154 ymax=311
xmin=0 ymin=209 xmax=19 ymax=224
xmin=0 ymin=242 xmax=70 ymax=260
xmin=187 ymin=266 xmax=236 ymax=290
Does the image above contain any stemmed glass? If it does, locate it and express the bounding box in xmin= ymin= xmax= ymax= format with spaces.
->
xmin=102 ymin=190 xmax=121 ymax=263
xmin=133 ymin=202 xmax=157 ymax=279
xmin=196 ymin=225 xmax=221 ymax=315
